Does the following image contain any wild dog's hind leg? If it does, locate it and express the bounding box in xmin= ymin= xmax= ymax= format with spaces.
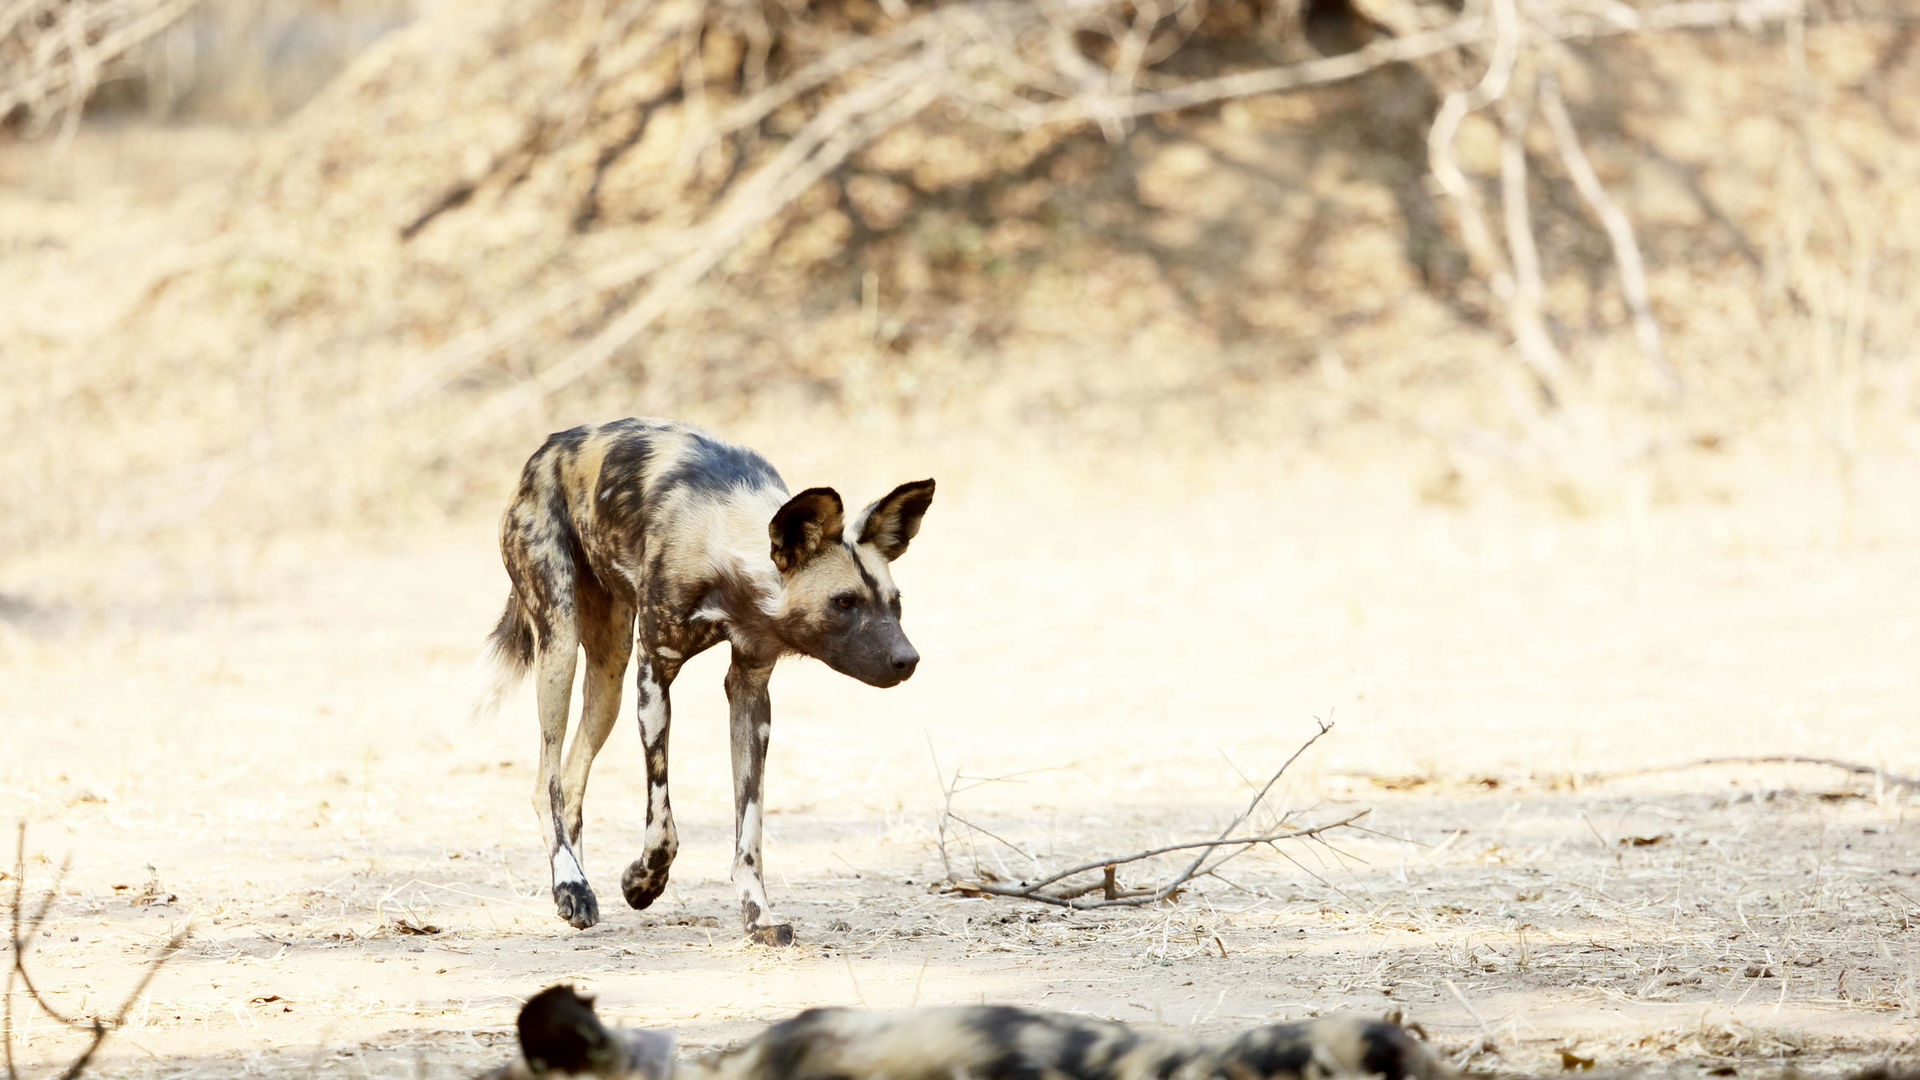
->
xmin=553 ymin=582 xmax=633 ymax=925
xmin=620 ymin=652 xmax=680 ymax=911
xmin=724 ymin=647 xmax=790 ymax=945
xmin=529 ymin=613 xmax=596 ymax=929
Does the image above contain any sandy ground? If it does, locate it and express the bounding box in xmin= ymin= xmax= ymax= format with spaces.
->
xmin=4 ymin=441 xmax=1918 ymax=1078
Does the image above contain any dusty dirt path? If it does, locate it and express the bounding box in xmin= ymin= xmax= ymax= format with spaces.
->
xmin=4 ymin=451 xmax=1918 ymax=1077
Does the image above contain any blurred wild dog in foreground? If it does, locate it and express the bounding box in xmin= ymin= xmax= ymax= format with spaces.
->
xmin=481 ymin=418 xmax=934 ymax=944
xmin=487 ymin=985 xmax=1449 ymax=1080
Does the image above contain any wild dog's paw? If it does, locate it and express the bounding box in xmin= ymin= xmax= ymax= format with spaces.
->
xmin=554 ymin=880 xmax=600 ymax=930
xmin=621 ymin=851 xmax=673 ymax=910
xmin=746 ymin=922 xmax=795 ymax=947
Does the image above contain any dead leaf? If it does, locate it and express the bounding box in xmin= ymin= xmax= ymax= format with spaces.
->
xmin=1560 ymin=1051 xmax=1595 ymax=1071
xmin=1708 ymin=1067 xmax=1738 ymax=1076
xmin=1369 ymin=774 xmax=1436 ymax=791
xmin=390 ymin=917 xmax=441 ymax=935
xmin=1619 ymin=834 xmax=1668 ymax=846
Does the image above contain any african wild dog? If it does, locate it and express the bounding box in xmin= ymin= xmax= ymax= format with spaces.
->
xmin=487 ymin=984 xmax=1450 ymax=1080
xmin=482 ymin=418 xmax=934 ymax=944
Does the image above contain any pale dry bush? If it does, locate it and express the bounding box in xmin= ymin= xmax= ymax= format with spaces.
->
xmin=2 ymin=0 xmax=1917 ymax=569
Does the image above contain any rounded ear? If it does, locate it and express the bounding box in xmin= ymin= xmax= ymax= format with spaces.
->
xmin=769 ymin=487 xmax=845 ymax=572
xmin=517 ymin=985 xmax=616 ymax=1075
xmin=853 ymin=478 xmax=935 ymax=561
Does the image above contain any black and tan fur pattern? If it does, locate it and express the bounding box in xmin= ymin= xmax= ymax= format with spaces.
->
xmin=482 ymin=418 xmax=935 ymax=943
xmin=487 ymin=985 xmax=1450 ymax=1080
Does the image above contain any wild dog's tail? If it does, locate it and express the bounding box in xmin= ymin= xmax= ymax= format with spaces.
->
xmin=473 ymin=591 xmax=535 ymax=721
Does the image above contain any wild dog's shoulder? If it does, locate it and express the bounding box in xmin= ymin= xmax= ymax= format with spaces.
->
xmin=540 ymin=419 xmax=784 ymax=502
xmin=644 ymin=425 xmax=784 ymax=502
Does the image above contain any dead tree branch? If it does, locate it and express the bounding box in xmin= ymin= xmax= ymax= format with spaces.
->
xmin=936 ymin=720 xmax=1367 ymax=911
xmin=0 ymin=0 xmax=206 ymax=139
xmin=5 ymin=823 xmax=187 ymax=1080
xmin=1428 ymin=0 xmax=1571 ymax=406
xmin=1538 ymin=70 xmax=1677 ymax=392
xmin=455 ymin=50 xmax=943 ymax=437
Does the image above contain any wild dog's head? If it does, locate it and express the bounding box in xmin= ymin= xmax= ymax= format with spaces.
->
xmin=768 ymin=479 xmax=934 ymax=688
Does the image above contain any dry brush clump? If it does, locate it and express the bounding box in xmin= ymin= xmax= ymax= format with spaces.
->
xmin=6 ymin=0 xmax=1919 ymax=558
xmin=0 ymin=0 xmax=207 ymax=139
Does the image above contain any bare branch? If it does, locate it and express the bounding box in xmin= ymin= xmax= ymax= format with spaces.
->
xmin=6 ymin=824 xmax=188 ymax=1080
xmin=1164 ymin=718 xmax=1337 ymax=890
xmin=1498 ymin=72 xmax=1567 ymax=400
xmin=0 ymin=0 xmax=206 ymax=134
xmin=1537 ymin=70 xmax=1677 ymax=392
xmin=455 ymin=53 xmax=942 ymax=438
xmin=948 ymin=815 xmax=1371 ymax=910
xmin=938 ymin=721 xmax=1366 ymax=911
xmin=1585 ymin=755 xmax=1920 ymax=789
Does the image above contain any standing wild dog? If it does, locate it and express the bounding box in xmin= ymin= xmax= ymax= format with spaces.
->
xmin=481 ymin=418 xmax=934 ymax=944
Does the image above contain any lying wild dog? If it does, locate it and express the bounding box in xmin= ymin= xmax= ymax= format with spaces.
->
xmin=482 ymin=418 xmax=935 ymax=944
xmin=484 ymin=985 xmax=1449 ymax=1080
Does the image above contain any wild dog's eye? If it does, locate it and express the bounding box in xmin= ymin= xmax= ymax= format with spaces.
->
xmin=833 ymin=593 xmax=859 ymax=610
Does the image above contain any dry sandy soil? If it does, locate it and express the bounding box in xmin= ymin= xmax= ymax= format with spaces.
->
xmin=4 ymin=432 xmax=1918 ymax=1078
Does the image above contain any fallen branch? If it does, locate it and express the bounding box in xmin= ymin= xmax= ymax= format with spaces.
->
xmin=1586 ymin=755 xmax=1920 ymax=790
xmin=945 ymin=814 xmax=1370 ymax=910
xmin=936 ymin=720 xmax=1367 ymax=910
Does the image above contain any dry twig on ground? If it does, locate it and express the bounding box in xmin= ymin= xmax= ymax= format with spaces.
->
xmin=4 ymin=823 xmax=188 ymax=1080
xmin=1587 ymin=755 xmax=1920 ymax=791
xmin=935 ymin=720 xmax=1366 ymax=911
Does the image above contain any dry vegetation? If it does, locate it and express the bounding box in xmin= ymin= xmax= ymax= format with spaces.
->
xmin=3 ymin=0 xmax=1919 ymax=1076
xmin=3 ymin=0 xmax=1918 ymax=560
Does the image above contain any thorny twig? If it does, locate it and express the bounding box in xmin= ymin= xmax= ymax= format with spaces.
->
xmin=5 ymin=824 xmax=188 ymax=1080
xmin=936 ymin=720 xmax=1367 ymax=911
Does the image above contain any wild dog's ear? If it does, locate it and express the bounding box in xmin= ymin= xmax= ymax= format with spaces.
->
xmin=851 ymin=479 xmax=935 ymax=562
xmin=769 ymin=487 xmax=845 ymax=572
xmin=516 ymin=984 xmax=618 ymax=1075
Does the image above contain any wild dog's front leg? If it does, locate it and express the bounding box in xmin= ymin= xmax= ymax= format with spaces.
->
xmin=724 ymin=649 xmax=790 ymax=945
xmin=620 ymin=654 xmax=680 ymax=911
